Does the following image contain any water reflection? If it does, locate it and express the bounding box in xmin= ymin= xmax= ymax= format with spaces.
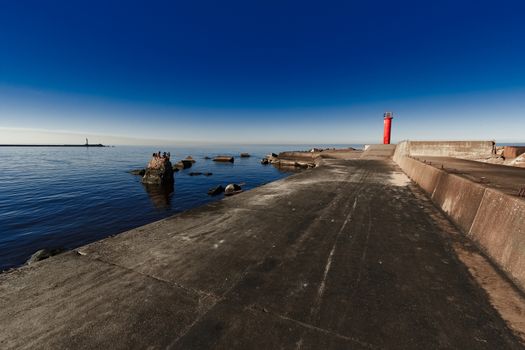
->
xmin=142 ymin=182 xmax=174 ymax=209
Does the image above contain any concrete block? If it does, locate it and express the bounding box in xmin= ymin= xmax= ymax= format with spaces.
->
xmin=504 ymin=146 xmax=525 ymax=159
xmin=469 ymin=189 xmax=525 ymax=290
xmin=431 ymin=174 xmax=486 ymax=233
xmin=398 ymin=156 xmax=485 ymax=233
xmin=415 ymin=163 xmax=444 ymax=195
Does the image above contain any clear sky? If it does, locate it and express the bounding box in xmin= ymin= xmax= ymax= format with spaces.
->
xmin=1 ymin=0 xmax=524 ymax=145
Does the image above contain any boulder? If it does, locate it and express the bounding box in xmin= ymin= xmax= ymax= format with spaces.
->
xmin=213 ymin=156 xmax=234 ymax=163
xmin=204 ymin=172 xmax=213 ymax=176
xmin=208 ymin=185 xmax=225 ymax=196
xmin=224 ymin=183 xmax=243 ymax=196
xmin=189 ymin=172 xmax=203 ymax=176
xmin=142 ymin=155 xmax=174 ymax=185
xmin=204 ymin=156 xmax=212 ymax=160
xmin=185 ymin=156 xmax=196 ymax=163
xmin=26 ymin=248 xmax=65 ymax=265
xmin=261 ymin=158 xmax=269 ymax=165
xmin=240 ymin=153 xmax=251 ymax=158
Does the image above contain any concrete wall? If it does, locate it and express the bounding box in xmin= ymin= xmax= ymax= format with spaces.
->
xmin=278 ymin=151 xmax=316 ymax=161
xmin=360 ymin=144 xmax=396 ymax=158
xmin=394 ymin=140 xmax=495 ymax=159
xmin=504 ymin=146 xmax=525 ymax=159
xmin=395 ymin=154 xmax=525 ymax=292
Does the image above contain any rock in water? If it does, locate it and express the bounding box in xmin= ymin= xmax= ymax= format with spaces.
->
xmin=224 ymin=183 xmax=242 ymax=196
xmin=142 ymin=154 xmax=174 ymax=185
xmin=173 ymin=160 xmax=192 ymax=170
xmin=185 ymin=156 xmax=196 ymax=163
xmin=213 ymin=156 xmax=234 ymax=163
xmin=208 ymin=185 xmax=225 ymax=196
xmin=180 ymin=160 xmax=193 ymax=168
xmin=27 ymin=248 xmax=65 ymax=265
xmin=240 ymin=153 xmax=251 ymax=158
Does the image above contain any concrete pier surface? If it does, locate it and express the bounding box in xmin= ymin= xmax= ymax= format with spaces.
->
xmin=2 ymin=157 xmax=525 ymax=349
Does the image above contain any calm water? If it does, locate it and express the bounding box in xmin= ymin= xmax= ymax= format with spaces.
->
xmin=0 ymin=144 xmax=359 ymax=270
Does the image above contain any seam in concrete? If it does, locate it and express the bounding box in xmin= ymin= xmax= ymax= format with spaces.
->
xmin=468 ymin=187 xmax=488 ymax=236
xmin=431 ymin=168 xmax=444 ymax=199
xmin=76 ymin=253 xmax=220 ymax=302
xmin=262 ymin=307 xmax=378 ymax=349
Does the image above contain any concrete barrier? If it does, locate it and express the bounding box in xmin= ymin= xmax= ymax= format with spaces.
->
xmin=394 ymin=153 xmax=525 ymax=292
xmin=469 ymin=189 xmax=525 ymax=289
xmin=394 ymin=140 xmax=495 ymax=159
xmin=431 ymin=174 xmax=486 ymax=233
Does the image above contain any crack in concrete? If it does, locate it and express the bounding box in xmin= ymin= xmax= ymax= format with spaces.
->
xmin=75 ymin=253 xmax=220 ymax=304
xmin=257 ymin=306 xmax=379 ymax=349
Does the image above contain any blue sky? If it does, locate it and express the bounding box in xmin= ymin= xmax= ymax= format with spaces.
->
xmin=1 ymin=0 xmax=524 ymax=144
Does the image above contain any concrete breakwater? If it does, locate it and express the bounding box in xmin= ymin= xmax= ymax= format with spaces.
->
xmin=1 ymin=145 xmax=524 ymax=348
xmin=394 ymin=141 xmax=525 ymax=292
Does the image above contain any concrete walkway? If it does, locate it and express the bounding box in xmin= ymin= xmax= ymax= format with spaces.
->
xmin=1 ymin=159 xmax=524 ymax=349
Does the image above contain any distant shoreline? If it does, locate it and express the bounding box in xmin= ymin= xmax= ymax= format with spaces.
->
xmin=0 ymin=144 xmax=106 ymax=147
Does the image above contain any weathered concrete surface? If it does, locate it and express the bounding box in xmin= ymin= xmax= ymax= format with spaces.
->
xmin=394 ymin=140 xmax=495 ymax=159
xmin=394 ymin=155 xmax=525 ymax=293
xmin=1 ymin=159 xmax=524 ymax=349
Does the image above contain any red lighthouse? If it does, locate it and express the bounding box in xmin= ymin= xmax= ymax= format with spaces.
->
xmin=383 ymin=112 xmax=393 ymax=144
